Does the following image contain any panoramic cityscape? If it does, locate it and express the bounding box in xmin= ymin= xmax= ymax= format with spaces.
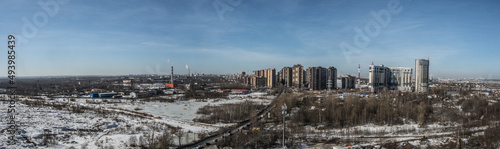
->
xmin=1 ymin=0 xmax=500 ymax=149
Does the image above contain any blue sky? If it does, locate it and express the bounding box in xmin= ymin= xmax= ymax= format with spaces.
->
xmin=1 ymin=0 xmax=499 ymax=78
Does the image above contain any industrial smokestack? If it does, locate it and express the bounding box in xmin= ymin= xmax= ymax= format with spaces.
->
xmin=171 ymin=66 xmax=174 ymax=84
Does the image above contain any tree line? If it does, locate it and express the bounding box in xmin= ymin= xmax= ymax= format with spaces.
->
xmin=269 ymin=91 xmax=500 ymax=129
xmin=194 ymin=101 xmax=266 ymax=124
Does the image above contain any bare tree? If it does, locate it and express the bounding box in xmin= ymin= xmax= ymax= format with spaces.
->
xmin=149 ymin=130 xmax=173 ymax=149
xmin=172 ymin=126 xmax=184 ymax=146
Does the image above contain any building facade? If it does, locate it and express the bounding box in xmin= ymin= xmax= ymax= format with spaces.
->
xmin=415 ymin=59 xmax=430 ymax=93
xmin=342 ymin=75 xmax=356 ymax=89
xmin=327 ymin=67 xmax=337 ymax=90
xmin=250 ymin=68 xmax=276 ymax=88
xmin=368 ymin=64 xmax=392 ymax=93
xmin=306 ymin=67 xmax=327 ymax=90
xmin=304 ymin=66 xmax=338 ymax=91
xmin=265 ymin=68 xmax=276 ymax=88
xmin=278 ymin=67 xmax=293 ymax=87
xmin=251 ymin=76 xmax=266 ymax=88
xmin=389 ymin=67 xmax=413 ymax=92
xmin=369 ymin=64 xmax=415 ymax=93
xmin=292 ymin=64 xmax=305 ymax=89
xmin=255 ymin=70 xmax=265 ymax=77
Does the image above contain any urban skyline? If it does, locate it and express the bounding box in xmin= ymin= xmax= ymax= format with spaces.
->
xmin=1 ymin=0 xmax=499 ymax=79
xmin=239 ymin=58 xmax=424 ymax=93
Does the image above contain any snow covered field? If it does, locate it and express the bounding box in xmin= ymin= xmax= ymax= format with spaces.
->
xmin=116 ymin=98 xmax=271 ymax=122
xmin=0 ymin=92 xmax=273 ymax=148
xmin=110 ymin=92 xmax=272 ymax=132
xmin=0 ymin=102 xmax=165 ymax=148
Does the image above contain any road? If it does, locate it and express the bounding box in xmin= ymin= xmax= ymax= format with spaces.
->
xmin=180 ymin=88 xmax=286 ymax=149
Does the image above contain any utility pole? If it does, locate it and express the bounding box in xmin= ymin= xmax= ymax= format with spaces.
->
xmin=282 ymin=104 xmax=287 ymax=148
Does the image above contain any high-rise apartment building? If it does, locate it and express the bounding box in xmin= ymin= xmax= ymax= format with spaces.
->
xmin=305 ymin=66 xmax=337 ymax=91
xmin=342 ymin=75 xmax=356 ymax=89
xmin=369 ymin=64 xmax=391 ymax=93
xmin=278 ymin=67 xmax=293 ymax=87
xmin=389 ymin=67 xmax=413 ymax=92
xmin=251 ymin=68 xmax=276 ymax=88
xmin=243 ymin=75 xmax=252 ymax=85
xmin=292 ymin=64 xmax=305 ymax=89
xmin=254 ymin=70 xmax=265 ymax=77
xmin=251 ymin=76 xmax=266 ymax=87
xmin=306 ymin=67 xmax=327 ymax=90
xmin=327 ymin=67 xmax=337 ymax=90
xmin=369 ymin=64 xmax=415 ymax=93
xmin=415 ymin=59 xmax=430 ymax=93
xmin=265 ymin=68 xmax=276 ymax=88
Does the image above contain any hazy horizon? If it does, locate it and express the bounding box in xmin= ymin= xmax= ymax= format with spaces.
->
xmin=1 ymin=0 xmax=499 ymax=79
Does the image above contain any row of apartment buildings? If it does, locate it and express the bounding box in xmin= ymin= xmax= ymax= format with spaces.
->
xmin=240 ymin=58 xmax=429 ymax=93
xmin=368 ymin=59 xmax=430 ymax=93
xmin=243 ymin=64 xmax=338 ymax=90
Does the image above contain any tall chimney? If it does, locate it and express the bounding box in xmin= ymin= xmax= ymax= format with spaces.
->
xmin=171 ymin=66 xmax=174 ymax=84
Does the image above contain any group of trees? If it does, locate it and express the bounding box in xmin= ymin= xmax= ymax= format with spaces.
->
xmin=269 ymin=92 xmax=434 ymax=128
xmin=194 ymin=101 xmax=266 ymax=124
xmin=147 ymin=129 xmax=174 ymax=148
xmin=220 ymin=83 xmax=251 ymax=90
xmin=466 ymin=126 xmax=500 ymax=148
xmin=456 ymin=95 xmax=500 ymax=133
xmin=184 ymin=89 xmax=228 ymax=99
xmin=0 ymin=77 xmax=125 ymax=96
xmin=267 ymin=84 xmax=285 ymax=95
xmin=278 ymin=93 xmax=500 ymax=129
xmin=262 ymin=91 xmax=500 ymax=147
xmin=126 ymin=129 xmax=174 ymax=149
xmin=216 ymin=129 xmax=281 ymax=148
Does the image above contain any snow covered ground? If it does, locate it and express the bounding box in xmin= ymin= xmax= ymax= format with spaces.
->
xmin=228 ymin=92 xmax=276 ymax=100
xmin=290 ymin=122 xmax=489 ymax=148
xmin=0 ymin=92 xmax=273 ymax=148
xmin=117 ymin=98 xmax=271 ymax=122
xmin=0 ymin=102 xmax=164 ymax=148
xmin=297 ymin=123 xmax=460 ymax=141
xmin=110 ymin=95 xmax=272 ymax=133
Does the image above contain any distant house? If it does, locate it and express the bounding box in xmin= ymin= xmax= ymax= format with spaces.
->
xmin=165 ymin=83 xmax=176 ymax=88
